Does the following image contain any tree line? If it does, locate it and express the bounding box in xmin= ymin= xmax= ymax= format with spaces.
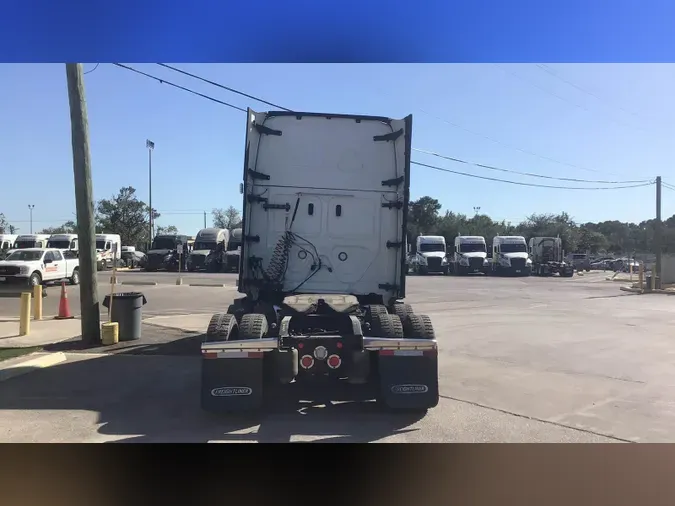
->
xmin=0 ymin=186 xmax=243 ymax=251
xmin=2 ymin=190 xmax=665 ymax=255
xmin=408 ymin=196 xmax=667 ymax=255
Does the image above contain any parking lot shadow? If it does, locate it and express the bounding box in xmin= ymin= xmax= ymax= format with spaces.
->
xmin=1 ymin=334 xmax=425 ymax=442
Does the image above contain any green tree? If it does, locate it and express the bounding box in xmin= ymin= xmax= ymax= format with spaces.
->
xmin=0 ymin=213 xmax=17 ymax=234
xmin=40 ymin=220 xmax=77 ymax=235
xmin=212 ymin=206 xmax=242 ymax=229
xmin=156 ymin=225 xmax=179 ymax=235
xmin=96 ymin=186 xmax=159 ymax=249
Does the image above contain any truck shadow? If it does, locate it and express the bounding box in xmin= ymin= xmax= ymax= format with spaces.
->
xmin=1 ymin=334 xmax=425 ymax=443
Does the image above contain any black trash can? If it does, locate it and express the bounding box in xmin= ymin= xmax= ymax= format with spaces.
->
xmin=102 ymin=292 xmax=147 ymax=341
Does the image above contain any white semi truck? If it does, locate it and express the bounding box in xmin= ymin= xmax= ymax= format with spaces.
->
xmin=409 ymin=235 xmax=449 ymax=275
xmin=451 ymin=235 xmax=489 ymax=275
xmin=47 ymin=233 xmax=79 ymax=253
xmin=200 ymin=109 xmax=439 ymax=414
xmin=491 ymin=235 xmax=532 ymax=276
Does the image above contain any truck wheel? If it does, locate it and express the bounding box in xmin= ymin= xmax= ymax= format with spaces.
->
xmin=29 ymin=272 xmax=42 ymax=287
xmin=205 ymin=313 xmax=238 ymax=342
xmin=402 ymin=314 xmax=435 ymax=339
xmin=390 ymin=303 xmax=414 ymax=323
xmin=238 ymin=313 xmax=268 ymax=340
xmin=70 ymin=268 xmax=80 ymax=286
xmin=371 ymin=312 xmax=404 ymax=339
xmin=367 ymin=304 xmax=389 ymax=323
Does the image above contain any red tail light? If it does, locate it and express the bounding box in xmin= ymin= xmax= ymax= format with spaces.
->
xmin=300 ymin=355 xmax=315 ymax=369
xmin=327 ymin=354 xmax=342 ymax=369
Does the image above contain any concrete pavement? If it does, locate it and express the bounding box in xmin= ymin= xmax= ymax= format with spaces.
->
xmin=2 ymin=272 xmax=675 ymax=442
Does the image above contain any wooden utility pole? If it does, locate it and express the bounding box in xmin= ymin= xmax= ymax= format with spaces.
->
xmin=655 ymin=176 xmax=662 ymax=289
xmin=66 ymin=63 xmax=101 ymax=344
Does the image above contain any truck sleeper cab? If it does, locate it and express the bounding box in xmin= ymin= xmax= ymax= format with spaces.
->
xmin=47 ymin=234 xmax=79 ymax=254
xmin=145 ymin=234 xmax=190 ymax=271
xmin=411 ymin=235 xmax=448 ymax=275
xmin=200 ymin=109 xmax=439 ymax=415
xmin=529 ymin=237 xmax=574 ymax=277
xmin=491 ymin=236 xmax=532 ymax=276
xmin=13 ymin=234 xmax=50 ymax=250
xmin=189 ymin=228 xmax=229 ymax=272
xmin=452 ymin=235 xmax=488 ymax=275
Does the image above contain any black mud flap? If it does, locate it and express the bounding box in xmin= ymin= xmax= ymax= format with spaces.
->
xmin=200 ymin=338 xmax=278 ymax=413
xmin=377 ymin=349 xmax=439 ymax=410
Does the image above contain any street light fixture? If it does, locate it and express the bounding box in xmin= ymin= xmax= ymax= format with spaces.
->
xmin=28 ymin=204 xmax=35 ymax=233
xmin=146 ymin=139 xmax=155 ymax=248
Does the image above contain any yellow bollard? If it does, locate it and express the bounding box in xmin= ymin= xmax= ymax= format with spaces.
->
xmin=19 ymin=292 xmax=31 ymax=336
xmin=33 ymin=284 xmax=43 ymax=321
xmin=101 ymin=321 xmax=119 ymax=345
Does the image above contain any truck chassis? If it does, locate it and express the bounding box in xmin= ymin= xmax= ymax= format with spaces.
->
xmin=200 ymin=295 xmax=439 ymax=413
xmin=532 ymin=261 xmax=574 ymax=277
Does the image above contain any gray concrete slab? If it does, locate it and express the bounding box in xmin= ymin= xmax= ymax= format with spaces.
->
xmin=1 ymin=272 xmax=674 ymax=442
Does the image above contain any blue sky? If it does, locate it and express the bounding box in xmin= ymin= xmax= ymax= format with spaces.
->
xmin=1 ymin=63 xmax=674 ymax=235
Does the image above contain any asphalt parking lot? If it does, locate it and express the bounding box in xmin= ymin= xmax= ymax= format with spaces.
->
xmin=2 ymin=270 xmax=675 ymax=442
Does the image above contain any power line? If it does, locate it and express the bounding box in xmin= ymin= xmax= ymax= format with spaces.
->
xmin=412 ymin=147 xmax=650 ymax=184
xmin=494 ymin=63 xmax=650 ymax=135
xmin=162 ymin=64 xmax=649 ymax=185
xmin=84 ymin=63 xmax=100 ymax=75
xmin=113 ymin=64 xmax=655 ymax=192
xmin=417 ymin=108 xmax=616 ymax=176
xmin=535 ymin=64 xmax=645 ymax=124
xmin=112 ymin=63 xmax=247 ymax=112
xmin=157 ymin=63 xmax=293 ymax=112
xmin=411 ymin=160 xmax=654 ymax=190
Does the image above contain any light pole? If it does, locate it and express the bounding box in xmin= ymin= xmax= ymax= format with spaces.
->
xmin=146 ymin=139 xmax=155 ymax=249
xmin=28 ymin=204 xmax=35 ymax=233
xmin=473 ymin=206 xmax=481 ymax=216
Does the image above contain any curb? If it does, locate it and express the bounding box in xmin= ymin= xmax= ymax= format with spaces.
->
xmin=120 ymin=281 xmax=158 ymax=286
xmin=188 ymin=283 xmax=228 ymax=287
xmin=0 ymin=352 xmax=67 ymax=382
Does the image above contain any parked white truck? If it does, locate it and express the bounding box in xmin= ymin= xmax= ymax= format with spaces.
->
xmin=95 ymin=233 xmax=121 ymax=270
xmin=409 ymin=235 xmax=449 ymax=275
xmin=47 ymin=233 xmax=79 ymax=253
xmin=0 ymin=234 xmax=17 ymax=259
xmin=491 ymin=235 xmax=532 ymax=276
xmin=0 ymin=248 xmax=80 ymax=287
xmin=13 ymin=234 xmax=50 ymax=250
xmin=451 ymin=235 xmax=489 ymax=275
xmin=200 ymin=109 xmax=439 ymax=414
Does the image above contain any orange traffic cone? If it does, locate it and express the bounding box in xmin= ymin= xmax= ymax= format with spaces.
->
xmin=55 ymin=281 xmax=74 ymax=320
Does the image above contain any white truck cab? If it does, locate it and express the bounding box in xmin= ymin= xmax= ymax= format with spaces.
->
xmin=452 ymin=235 xmax=488 ymax=275
xmin=0 ymin=234 xmax=17 ymax=257
xmin=0 ymin=248 xmax=80 ymax=287
xmin=95 ymin=233 xmax=121 ymax=269
xmin=491 ymin=235 xmax=532 ymax=276
xmin=47 ymin=233 xmax=79 ymax=253
xmin=411 ymin=235 xmax=448 ymax=275
xmin=13 ymin=234 xmax=50 ymax=250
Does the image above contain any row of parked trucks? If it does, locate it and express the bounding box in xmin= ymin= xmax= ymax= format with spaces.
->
xmin=0 ymin=227 xmax=244 ymax=274
xmin=408 ymin=234 xmax=575 ymax=277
